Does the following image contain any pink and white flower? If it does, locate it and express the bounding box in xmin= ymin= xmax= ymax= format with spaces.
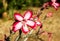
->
xmin=30 ymin=15 xmax=42 ymax=28
xmin=51 ymin=0 xmax=59 ymax=10
xmin=34 ymin=17 xmax=42 ymax=26
xmin=13 ymin=10 xmax=36 ymax=33
xmin=52 ymin=2 xmax=59 ymax=10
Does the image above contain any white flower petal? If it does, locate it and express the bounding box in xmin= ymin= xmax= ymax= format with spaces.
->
xmin=24 ymin=10 xmax=32 ymax=20
xmin=13 ymin=22 xmax=23 ymax=32
xmin=14 ymin=13 xmax=23 ymax=21
xmin=26 ymin=20 xmax=36 ymax=29
xmin=22 ymin=25 xmax=29 ymax=33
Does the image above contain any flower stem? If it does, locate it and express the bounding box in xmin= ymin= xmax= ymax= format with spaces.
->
xmin=15 ymin=30 xmax=22 ymax=41
xmin=24 ymin=29 xmax=34 ymax=41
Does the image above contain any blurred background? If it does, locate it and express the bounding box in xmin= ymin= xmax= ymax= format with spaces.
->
xmin=0 ymin=0 xmax=51 ymax=19
xmin=0 ymin=0 xmax=60 ymax=19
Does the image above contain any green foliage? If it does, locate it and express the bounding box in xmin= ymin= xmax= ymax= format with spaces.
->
xmin=0 ymin=0 xmax=5 ymax=18
xmin=7 ymin=0 xmax=25 ymax=10
xmin=8 ymin=9 xmax=14 ymax=19
xmin=6 ymin=0 xmax=51 ymax=10
xmin=0 ymin=0 xmax=51 ymax=18
xmin=0 ymin=0 xmax=4 ymax=13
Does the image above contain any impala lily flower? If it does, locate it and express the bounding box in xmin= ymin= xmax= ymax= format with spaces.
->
xmin=30 ymin=15 xmax=42 ymax=28
xmin=52 ymin=2 xmax=59 ymax=10
xmin=51 ymin=0 xmax=59 ymax=10
xmin=13 ymin=10 xmax=36 ymax=33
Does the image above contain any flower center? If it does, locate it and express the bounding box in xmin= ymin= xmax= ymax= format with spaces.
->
xmin=21 ymin=19 xmax=26 ymax=25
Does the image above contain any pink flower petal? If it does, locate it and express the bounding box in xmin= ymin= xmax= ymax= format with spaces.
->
xmin=55 ymin=3 xmax=59 ymax=6
xmin=52 ymin=3 xmax=59 ymax=10
xmin=24 ymin=10 xmax=33 ymax=20
xmin=53 ymin=4 xmax=58 ymax=9
xmin=22 ymin=25 xmax=29 ymax=34
xmin=13 ymin=22 xmax=23 ymax=32
xmin=14 ymin=13 xmax=23 ymax=21
xmin=46 ymin=12 xmax=53 ymax=17
xmin=36 ymin=21 xmax=42 ymax=26
xmin=26 ymin=20 xmax=36 ymax=29
xmin=30 ymin=18 xmax=33 ymax=20
xmin=51 ymin=0 xmax=56 ymax=3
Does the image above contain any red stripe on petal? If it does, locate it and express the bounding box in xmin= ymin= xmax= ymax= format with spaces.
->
xmin=14 ymin=13 xmax=23 ymax=21
xmin=26 ymin=20 xmax=36 ymax=29
xmin=24 ymin=10 xmax=33 ymax=20
xmin=13 ymin=22 xmax=23 ymax=32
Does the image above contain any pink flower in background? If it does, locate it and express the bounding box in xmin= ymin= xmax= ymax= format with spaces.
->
xmin=42 ymin=0 xmax=60 ymax=10
xmin=43 ymin=2 xmax=49 ymax=8
xmin=34 ymin=17 xmax=42 ymax=26
xmin=13 ymin=10 xmax=36 ymax=33
xmin=52 ymin=2 xmax=59 ymax=10
xmin=34 ymin=17 xmax=42 ymax=29
xmin=46 ymin=12 xmax=53 ymax=17
xmin=51 ymin=0 xmax=59 ymax=10
xmin=30 ymin=15 xmax=42 ymax=29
